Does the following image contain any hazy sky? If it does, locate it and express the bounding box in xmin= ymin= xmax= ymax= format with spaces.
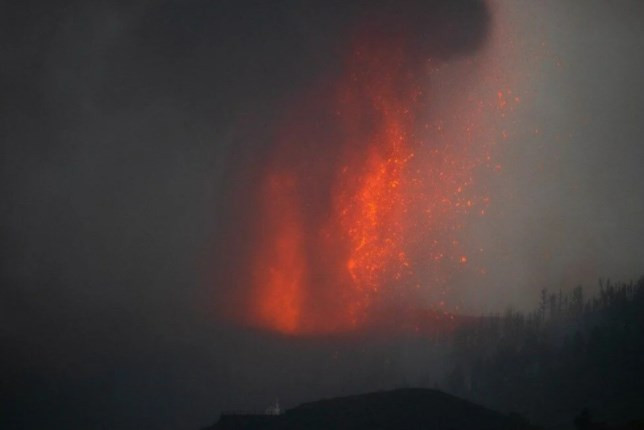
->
xmin=456 ymin=0 xmax=644 ymax=312
xmin=2 ymin=1 xmax=644 ymax=428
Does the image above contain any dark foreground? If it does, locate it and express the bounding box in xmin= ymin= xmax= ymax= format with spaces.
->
xmin=204 ymin=388 xmax=535 ymax=430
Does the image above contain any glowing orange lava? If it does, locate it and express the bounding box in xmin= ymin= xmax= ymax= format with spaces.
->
xmin=335 ymin=34 xmax=418 ymax=309
xmin=248 ymin=31 xmax=425 ymax=335
xmin=253 ymin=173 xmax=305 ymax=334
xmin=241 ymin=12 xmax=518 ymax=335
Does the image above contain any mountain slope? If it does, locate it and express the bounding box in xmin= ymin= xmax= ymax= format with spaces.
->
xmin=207 ymin=388 xmax=534 ymax=430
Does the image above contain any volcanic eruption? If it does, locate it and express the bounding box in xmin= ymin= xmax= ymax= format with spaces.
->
xmin=213 ymin=0 xmax=517 ymax=336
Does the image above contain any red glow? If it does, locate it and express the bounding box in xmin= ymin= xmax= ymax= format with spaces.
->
xmin=335 ymin=34 xmax=417 ymax=312
xmin=253 ymin=173 xmax=305 ymax=334
xmin=247 ymin=31 xmax=423 ymax=335
xmin=237 ymin=13 xmax=519 ymax=336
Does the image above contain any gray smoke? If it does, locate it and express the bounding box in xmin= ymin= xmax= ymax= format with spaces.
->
xmin=2 ymin=1 xmax=644 ymax=429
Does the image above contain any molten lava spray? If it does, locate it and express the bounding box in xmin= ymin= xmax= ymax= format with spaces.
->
xmin=215 ymin=1 xmax=510 ymax=335
xmin=252 ymin=30 xmax=421 ymax=334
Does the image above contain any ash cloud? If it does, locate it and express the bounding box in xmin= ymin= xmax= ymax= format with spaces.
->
xmin=450 ymin=0 xmax=644 ymax=313
xmin=3 ymin=1 xmax=644 ymax=429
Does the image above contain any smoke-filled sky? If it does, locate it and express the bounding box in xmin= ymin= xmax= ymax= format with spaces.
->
xmin=2 ymin=1 xmax=644 ymax=428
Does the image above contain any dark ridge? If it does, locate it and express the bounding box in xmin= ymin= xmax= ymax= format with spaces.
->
xmin=205 ymin=388 xmax=535 ymax=430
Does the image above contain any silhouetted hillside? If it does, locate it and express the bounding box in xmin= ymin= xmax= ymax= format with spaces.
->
xmin=445 ymin=277 xmax=644 ymax=428
xmin=205 ymin=388 xmax=535 ymax=430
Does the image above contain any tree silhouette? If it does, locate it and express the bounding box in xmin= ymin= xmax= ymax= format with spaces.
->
xmin=444 ymin=276 xmax=644 ymax=427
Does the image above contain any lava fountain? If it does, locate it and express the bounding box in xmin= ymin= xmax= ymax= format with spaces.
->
xmin=252 ymin=29 xmax=421 ymax=334
xmin=214 ymin=1 xmax=514 ymax=336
